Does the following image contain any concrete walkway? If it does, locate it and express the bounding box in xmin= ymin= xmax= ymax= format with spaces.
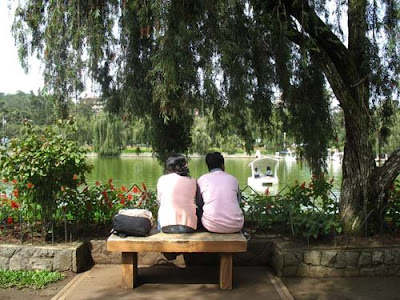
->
xmin=51 ymin=264 xmax=287 ymax=300
xmin=51 ymin=264 xmax=400 ymax=300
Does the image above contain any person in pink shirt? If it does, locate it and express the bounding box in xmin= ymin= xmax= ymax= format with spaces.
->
xmin=197 ymin=152 xmax=244 ymax=233
xmin=157 ymin=154 xmax=198 ymax=233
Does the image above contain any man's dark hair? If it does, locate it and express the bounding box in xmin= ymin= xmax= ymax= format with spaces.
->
xmin=205 ymin=152 xmax=224 ymax=171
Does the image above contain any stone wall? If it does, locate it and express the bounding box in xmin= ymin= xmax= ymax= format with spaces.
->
xmin=3 ymin=237 xmax=400 ymax=278
xmin=270 ymin=239 xmax=400 ymax=277
xmin=0 ymin=242 xmax=92 ymax=273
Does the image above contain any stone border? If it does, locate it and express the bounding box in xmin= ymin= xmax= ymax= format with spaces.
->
xmin=3 ymin=237 xmax=400 ymax=277
xmin=0 ymin=241 xmax=92 ymax=273
xmin=270 ymin=239 xmax=400 ymax=277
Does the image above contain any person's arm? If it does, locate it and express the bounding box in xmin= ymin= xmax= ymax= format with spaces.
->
xmin=195 ymin=183 xmax=204 ymax=218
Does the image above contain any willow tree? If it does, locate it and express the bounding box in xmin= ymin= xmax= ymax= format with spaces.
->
xmin=12 ymin=0 xmax=400 ymax=234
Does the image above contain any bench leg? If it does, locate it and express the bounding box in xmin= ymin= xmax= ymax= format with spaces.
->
xmin=121 ymin=252 xmax=138 ymax=289
xmin=219 ymin=253 xmax=233 ymax=289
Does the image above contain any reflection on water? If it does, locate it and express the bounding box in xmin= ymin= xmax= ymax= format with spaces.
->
xmin=86 ymin=156 xmax=342 ymax=194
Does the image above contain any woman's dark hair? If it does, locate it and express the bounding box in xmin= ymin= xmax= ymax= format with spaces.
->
xmin=165 ymin=154 xmax=190 ymax=176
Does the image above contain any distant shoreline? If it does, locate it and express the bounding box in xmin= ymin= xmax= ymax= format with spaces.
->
xmin=86 ymin=152 xmax=257 ymax=159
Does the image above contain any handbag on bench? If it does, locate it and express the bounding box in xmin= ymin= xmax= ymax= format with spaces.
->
xmin=112 ymin=209 xmax=153 ymax=237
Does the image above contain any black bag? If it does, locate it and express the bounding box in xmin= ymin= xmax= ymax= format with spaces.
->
xmin=112 ymin=214 xmax=152 ymax=237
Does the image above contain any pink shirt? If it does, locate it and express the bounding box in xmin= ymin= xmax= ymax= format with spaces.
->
xmin=157 ymin=173 xmax=198 ymax=230
xmin=198 ymin=170 xmax=244 ymax=233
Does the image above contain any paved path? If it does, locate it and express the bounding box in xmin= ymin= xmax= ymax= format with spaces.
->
xmin=51 ymin=264 xmax=400 ymax=300
xmin=52 ymin=265 xmax=285 ymax=300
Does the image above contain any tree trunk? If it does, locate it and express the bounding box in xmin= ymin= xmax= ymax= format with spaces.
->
xmin=340 ymin=111 xmax=377 ymax=235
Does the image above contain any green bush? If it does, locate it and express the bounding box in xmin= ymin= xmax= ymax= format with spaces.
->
xmin=242 ymin=175 xmax=342 ymax=242
xmin=0 ymin=120 xmax=92 ymax=234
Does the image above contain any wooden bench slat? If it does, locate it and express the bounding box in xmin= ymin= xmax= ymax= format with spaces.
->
xmin=107 ymin=232 xmax=247 ymax=253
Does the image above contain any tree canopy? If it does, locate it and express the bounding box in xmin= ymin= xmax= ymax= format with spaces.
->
xmin=11 ymin=0 xmax=400 ymax=234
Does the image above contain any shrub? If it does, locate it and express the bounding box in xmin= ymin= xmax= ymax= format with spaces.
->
xmin=242 ymin=175 xmax=342 ymax=242
xmin=0 ymin=120 xmax=92 ymax=235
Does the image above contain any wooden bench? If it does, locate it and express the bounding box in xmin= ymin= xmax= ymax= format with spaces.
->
xmin=107 ymin=232 xmax=247 ymax=289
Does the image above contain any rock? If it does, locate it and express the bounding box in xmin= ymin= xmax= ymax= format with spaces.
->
xmin=335 ymin=252 xmax=347 ymax=269
xmin=28 ymin=258 xmax=53 ymax=271
xmin=309 ymin=265 xmax=329 ymax=277
xmin=345 ymin=251 xmax=360 ymax=267
xmin=54 ymin=249 xmax=72 ymax=271
xmin=284 ymin=252 xmax=301 ymax=266
xmin=371 ymin=251 xmax=384 ymax=265
xmin=304 ymin=250 xmax=321 ymax=266
xmin=321 ymin=251 xmax=337 ymax=267
xmin=383 ymin=250 xmax=396 ymax=264
xmin=0 ymin=245 xmax=18 ymax=258
xmin=297 ymin=263 xmax=310 ymax=277
xmin=359 ymin=252 xmax=372 ymax=266
xmin=0 ymin=256 xmax=9 ymax=269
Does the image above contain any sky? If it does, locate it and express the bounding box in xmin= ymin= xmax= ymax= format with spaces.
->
xmin=0 ymin=2 xmax=43 ymax=95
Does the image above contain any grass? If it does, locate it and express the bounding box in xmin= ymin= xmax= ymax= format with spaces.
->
xmin=0 ymin=269 xmax=65 ymax=289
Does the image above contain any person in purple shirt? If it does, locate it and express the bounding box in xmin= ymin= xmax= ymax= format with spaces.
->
xmin=197 ymin=152 xmax=244 ymax=233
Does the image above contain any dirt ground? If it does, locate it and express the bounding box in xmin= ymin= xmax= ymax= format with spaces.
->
xmin=0 ymin=272 xmax=76 ymax=300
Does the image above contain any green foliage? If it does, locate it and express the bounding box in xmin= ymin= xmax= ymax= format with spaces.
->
xmin=0 ymin=269 xmax=64 ymax=289
xmin=191 ymin=117 xmax=212 ymax=155
xmin=385 ymin=180 xmax=400 ymax=230
xmin=0 ymin=120 xmax=92 ymax=228
xmin=93 ymin=116 xmax=125 ymax=156
xmin=242 ymin=176 xmax=342 ymax=242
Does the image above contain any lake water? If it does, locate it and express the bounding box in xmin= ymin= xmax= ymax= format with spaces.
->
xmin=86 ymin=156 xmax=343 ymax=194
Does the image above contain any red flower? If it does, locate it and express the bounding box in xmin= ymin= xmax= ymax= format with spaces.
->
xmin=300 ymin=182 xmax=306 ymax=189
xmin=7 ymin=216 xmax=13 ymax=224
xmin=142 ymin=182 xmax=147 ymax=191
xmin=11 ymin=201 xmax=19 ymax=209
xmin=133 ymin=186 xmax=140 ymax=194
xmin=265 ymin=188 xmax=270 ymax=196
xmin=127 ymin=194 xmax=133 ymax=201
xmin=2 ymin=178 xmax=8 ymax=183
xmin=138 ymin=200 xmax=142 ymax=206
xmin=120 ymin=197 xmax=125 ymax=205
xmin=12 ymin=179 xmax=18 ymax=185
xmin=12 ymin=189 xmax=19 ymax=198
xmin=121 ymin=185 xmax=128 ymax=192
xmin=72 ymin=174 xmax=78 ymax=180
xmin=95 ymin=181 xmax=100 ymax=186
xmin=108 ymin=178 xmax=113 ymax=184
xmin=26 ymin=182 xmax=34 ymax=189
xmin=102 ymin=191 xmax=109 ymax=202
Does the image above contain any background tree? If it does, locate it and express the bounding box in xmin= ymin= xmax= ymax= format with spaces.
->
xmin=11 ymin=0 xmax=400 ymax=235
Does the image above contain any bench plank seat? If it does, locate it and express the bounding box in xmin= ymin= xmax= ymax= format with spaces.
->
xmin=107 ymin=232 xmax=247 ymax=290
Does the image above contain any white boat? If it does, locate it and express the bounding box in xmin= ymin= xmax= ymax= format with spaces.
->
xmin=274 ymin=149 xmax=297 ymax=161
xmin=247 ymin=157 xmax=279 ymax=194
